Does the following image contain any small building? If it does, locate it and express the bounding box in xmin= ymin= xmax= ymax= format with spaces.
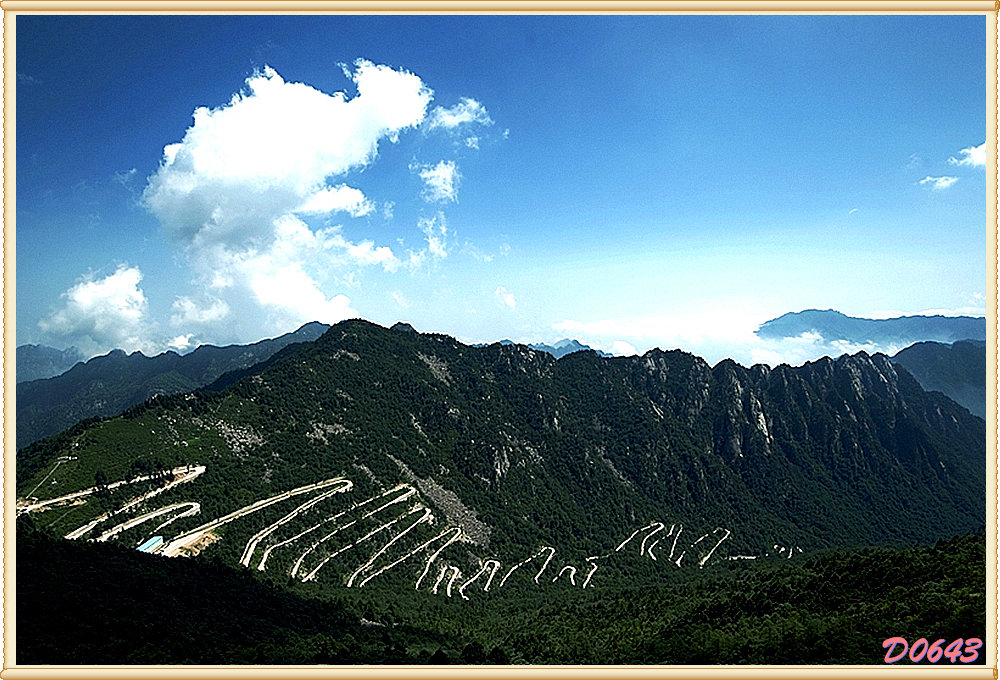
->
xmin=136 ymin=536 xmax=164 ymax=553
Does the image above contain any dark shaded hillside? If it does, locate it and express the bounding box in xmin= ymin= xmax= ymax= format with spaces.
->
xmin=15 ymin=517 xmax=451 ymax=664
xmin=757 ymin=309 xmax=986 ymax=346
xmin=16 ymin=322 xmax=329 ymax=449
xmin=499 ymin=531 xmax=987 ymax=664
xmin=891 ymin=340 xmax=986 ymax=420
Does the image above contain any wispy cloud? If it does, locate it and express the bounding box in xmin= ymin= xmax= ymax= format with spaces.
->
xmin=413 ymin=160 xmax=460 ymax=203
xmin=425 ymin=97 xmax=493 ymax=131
xmin=171 ymin=296 xmax=230 ymax=326
xmin=494 ymin=286 xmax=516 ymax=309
xmin=918 ymin=176 xmax=958 ymax=190
xmin=948 ymin=142 xmax=986 ymax=168
xmin=419 ymin=213 xmax=449 ymax=259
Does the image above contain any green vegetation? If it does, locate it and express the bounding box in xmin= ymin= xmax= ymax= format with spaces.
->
xmin=17 ymin=517 xmax=985 ymax=665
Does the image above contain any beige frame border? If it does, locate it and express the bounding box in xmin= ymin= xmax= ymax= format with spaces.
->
xmin=0 ymin=4 xmax=997 ymax=678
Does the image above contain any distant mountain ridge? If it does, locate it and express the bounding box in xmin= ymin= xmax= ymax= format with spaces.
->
xmin=757 ymin=309 xmax=986 ymax=347
xmin=16 ymin=344 xmax=85 ymax=383
xmin=494 ymin=338 xmax=612 ymax=359
xmin=16 ymin=322 xmax=330 ymax=450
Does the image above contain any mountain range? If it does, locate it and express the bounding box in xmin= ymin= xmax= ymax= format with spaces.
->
xmin=15 ymin=322 xmax=330 ymax=450
xmin=757 ymin=309 xmax=986 ymax=347
xmin=15 ymin=318 xmax=988 ymax=664
xmin=498 ymin=338 xmax=613 ymax=359
xmin=19 ymin=319 xmax=984 ymax=558
xmin=16 ymin=329 xmax=606 ymax=450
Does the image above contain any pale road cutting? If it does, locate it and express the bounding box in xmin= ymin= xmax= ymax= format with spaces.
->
xmin=159 ymin=477 xmax=350 ymax=557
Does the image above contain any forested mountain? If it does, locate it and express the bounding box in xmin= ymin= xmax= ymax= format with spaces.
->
xmin=15 ymin=319 xmax=987 ymax=664
xmin=16 ymin=322 xmax=330 ymax=449
xmin=891 ymin=340 xmax=986 ymax=419
xmin=16 ymin=344 xmax=84 ymax=382
xmin=757 ymin=309 xmax=986 ymax=347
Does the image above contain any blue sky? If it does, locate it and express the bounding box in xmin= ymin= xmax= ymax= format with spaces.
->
xmin=16 ymin=14 xmax=989 ymax=366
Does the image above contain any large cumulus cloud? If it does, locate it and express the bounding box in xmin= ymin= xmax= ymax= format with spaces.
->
xmin=142 ymin=61 xmax=433 ymax=337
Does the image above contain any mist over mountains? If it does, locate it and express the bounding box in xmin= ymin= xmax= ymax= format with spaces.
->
xmin=495 ymin=338 xmax=613 ymax=359
xmin=17 ymin=344 xmax=85 ymax=383
xmin=17 ymin=310 xmax=989 ymax=450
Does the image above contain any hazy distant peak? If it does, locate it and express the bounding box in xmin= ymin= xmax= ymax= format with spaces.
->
xmin=757 ymin=309 xmax=985 ymax=346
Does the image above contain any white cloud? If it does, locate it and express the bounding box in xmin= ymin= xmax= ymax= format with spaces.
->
xmin=38 ymin=265 xmax=152 ymax=357
xmin=918 ymin=176 xmax=958 ymax=190
xmin=465 ymin=137 xmax=480 ymax=150
xmin=112 ymin=167 xmax=138 ymax=185
xmin=141 ymin=62 xmax=437 ymax=339
xmin=494 ymin=286 xmax=516 ymax=309
xmin=414 ymin=160 xmax=460 ymax=203
xmin=948 ymin=142 xmax=986 ymax=168
xmin=425 ymin=98 xmax=492 ymax=130
xmin=171 ymin=296 xmax=230 ymax=325
xmin=246 ymin=255 xmax=358 ymax=325
xmin=295 ymin=184 xmax=374 ymax=217
xmin=419 ymin=213 xmax=449 ymax=260
xmin=391 ymin=291 xmax=410 ymax=309
xmin=552 ymin=308 xmax=927 ymax=369
xmin=167 ymin=334 xmax=194 ymax=351
xmin=144 ymin=62 xmax=430 ymax=249
xmin=610 ymin=340 xmax=637 ymax=356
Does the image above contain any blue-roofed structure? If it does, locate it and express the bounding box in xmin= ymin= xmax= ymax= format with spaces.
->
xmin=136 ymin=536 xmax=164 ymax=553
